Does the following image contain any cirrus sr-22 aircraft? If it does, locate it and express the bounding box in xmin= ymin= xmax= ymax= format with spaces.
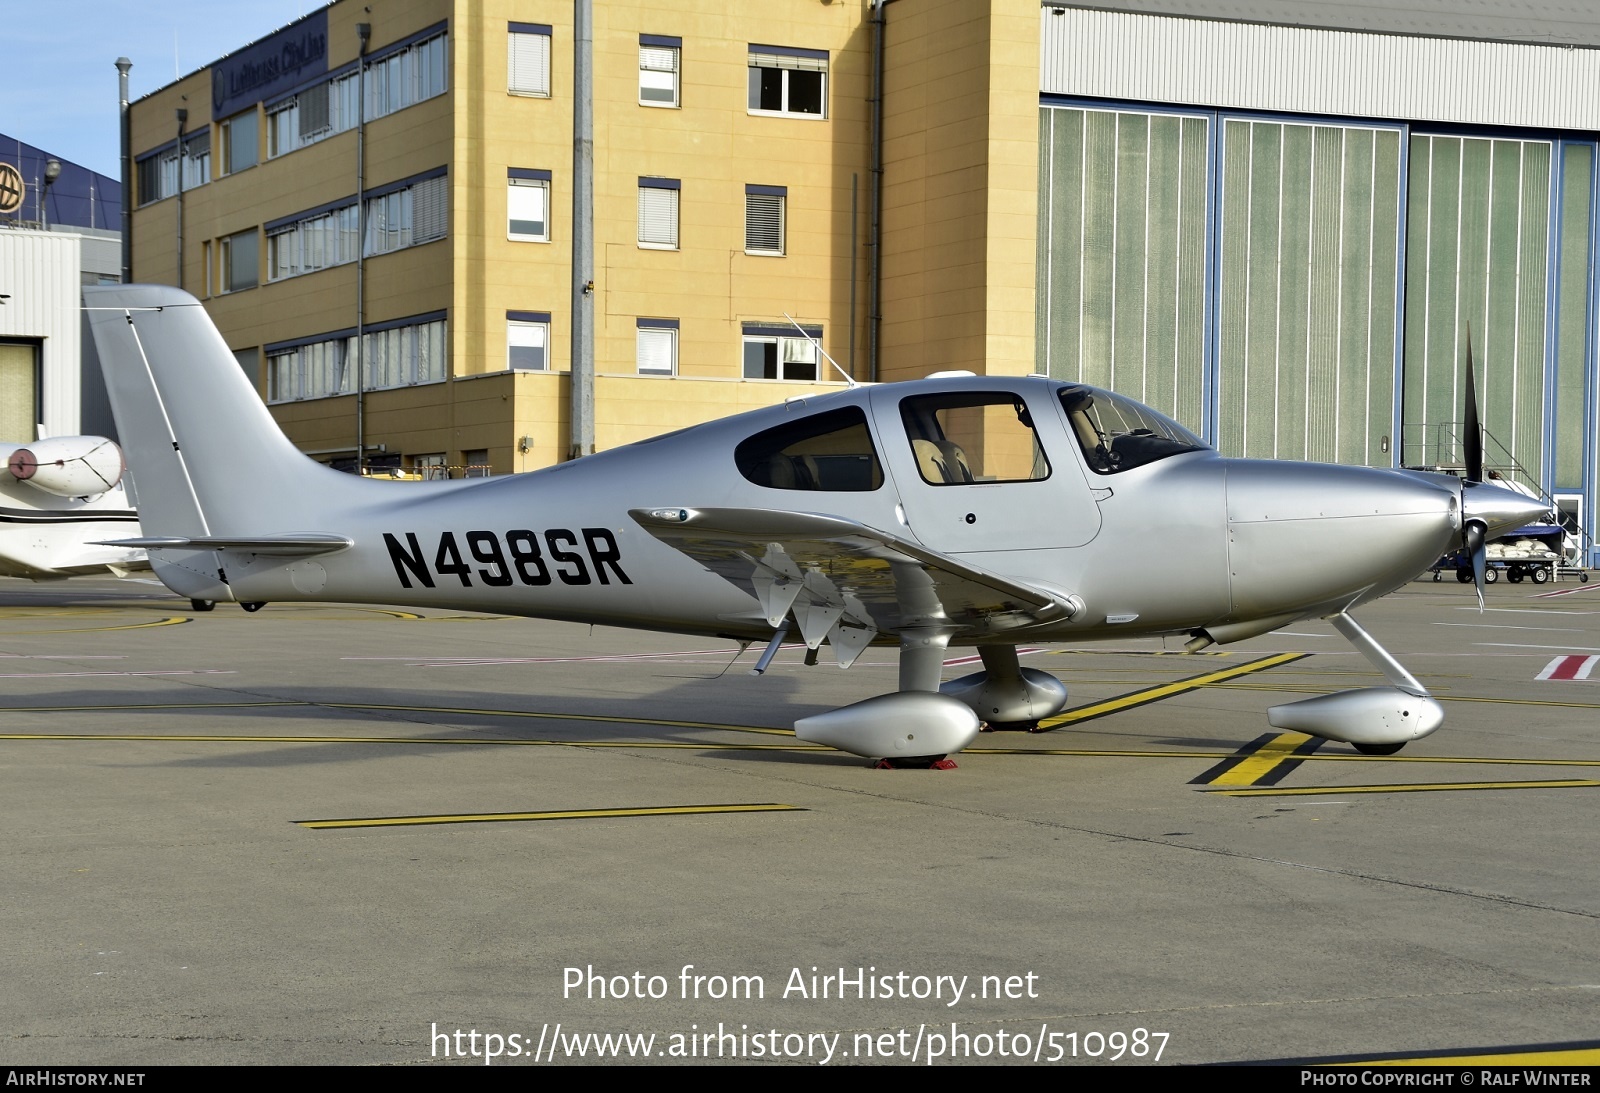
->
xmin=84 ymin=285 xmax=1546 ymax=767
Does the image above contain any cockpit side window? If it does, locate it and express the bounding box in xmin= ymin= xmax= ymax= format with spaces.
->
xmin=898 ymin=392 xmax=1050 ymax=486
xmin=734 ymin=406 xmax=884 ymax=491
xmin=1058 ymin=385 xmax=1207 ymax=475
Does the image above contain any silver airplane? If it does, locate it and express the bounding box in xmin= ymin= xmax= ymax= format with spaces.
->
xmin=84 ymin=285 xmax=1546 ymax=767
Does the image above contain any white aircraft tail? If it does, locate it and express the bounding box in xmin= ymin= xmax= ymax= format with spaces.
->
xmin=83 ymin=285 xmax=364 ymax=539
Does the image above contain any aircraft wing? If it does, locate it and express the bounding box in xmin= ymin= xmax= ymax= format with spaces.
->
xmin=630 ymin=506 xmax=1080 ymax=665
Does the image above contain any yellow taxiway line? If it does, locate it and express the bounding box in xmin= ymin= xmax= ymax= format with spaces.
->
xmin=1211 ymin=778 xmax=1600 ymax=797
xmin=295 ymin=802 xmax=804 ymax=829
xmin=1040 ymin=652 xmax=1311 ymax=728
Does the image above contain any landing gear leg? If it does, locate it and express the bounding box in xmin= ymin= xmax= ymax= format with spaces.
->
xmin=1266 ymin=613 xmax=1444 ymax=755
xmin=881 ymin=628 xmax=961 ymax=768
xmin=940 ymin=644 xmax=1069 ymax=732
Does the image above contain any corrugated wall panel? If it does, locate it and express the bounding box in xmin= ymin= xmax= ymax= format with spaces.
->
xmin=0 ymin=231 xmax=83 ymax=438
xmin=1042 ymin=8 xmax=1600 ymax=133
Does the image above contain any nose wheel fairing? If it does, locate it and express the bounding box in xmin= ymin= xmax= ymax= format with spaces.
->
xmin=1267 ymin=612 xmax=1443 ymax=752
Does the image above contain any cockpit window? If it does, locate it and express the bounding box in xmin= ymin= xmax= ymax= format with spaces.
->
xmin=899 ymin=392 xmax=1050 ymax=485
xmin=1058 ymin=385 xmax=1207 ymax=475
xmin=734 ymin=406 xmax=884 ymax=491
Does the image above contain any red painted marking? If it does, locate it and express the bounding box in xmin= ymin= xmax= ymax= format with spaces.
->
xmin=1535 ymin=582 xmax=1600 ymax=599
xmin=1537 ymin=655 xmax=1600 ymax=681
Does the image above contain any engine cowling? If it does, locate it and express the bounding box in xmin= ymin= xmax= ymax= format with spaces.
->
xmin=7 ymin=437 xmax=125 ymax=498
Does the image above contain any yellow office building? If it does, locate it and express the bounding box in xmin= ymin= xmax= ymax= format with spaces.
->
xmin=129 ymin=0 xmax=1039 ymax=474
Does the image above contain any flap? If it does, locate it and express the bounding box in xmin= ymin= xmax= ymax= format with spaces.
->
xmin=630 ymin=506 xmax=1079 ymax=642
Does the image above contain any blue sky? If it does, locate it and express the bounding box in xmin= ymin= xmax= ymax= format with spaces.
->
xmin=1 ymin=1 xmax=322 ymax=178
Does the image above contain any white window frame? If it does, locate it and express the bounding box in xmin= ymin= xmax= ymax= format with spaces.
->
xmin=137 ymin=147 xmax=179 ymax=205
xmin=365 ymin=172 xmax=448 ymax=257
xmin=266 ymin=315 xmax=447 ymax=404
xmin=219 ymin=109 xmax=259 ymax=175
xmin=365 ymin=31 xmax=448 ymax=122
xmin=181 ymin=131 xmax=210 ymax=189
xmin=744 ymin=187 xmax=785 ymax=255
xmin=747 ymin=46 xmax=828 ymax=119
xmin=219 ymin=228 xmax=259 ymax=294
xmin=509 ymin=24 xmax=552 ymax=98
xmin=508 ymin=316 xmax=550 ymax=371
xmin=742 ymin=328 xmax=820 ymax=381
xmin=267 ymin=71 xmax=359 ymax=159
xmin=268 ymin=203 xmax=359 ymax=281
xmin=639 ymin=38 xmax=679 ymax=107
xmin=636 ymin=322 xmax=678 ymax=376
xmin=637 ymin=179 xmax=679 ymax=250
xmin=508 ymin=174 xmax=551 ymax=242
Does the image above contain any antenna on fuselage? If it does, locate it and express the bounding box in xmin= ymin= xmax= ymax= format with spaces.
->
xmin=783 ymin=312 xmax=859 ymax=388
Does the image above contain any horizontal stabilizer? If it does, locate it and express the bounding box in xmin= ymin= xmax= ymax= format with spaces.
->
xmin=95 ymin=534 xmax=353 ymax=557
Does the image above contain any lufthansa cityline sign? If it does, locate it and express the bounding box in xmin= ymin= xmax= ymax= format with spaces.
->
xmin=212 ymin=10 xmax=329 ymax=118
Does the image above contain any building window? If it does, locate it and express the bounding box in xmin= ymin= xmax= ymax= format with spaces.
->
xmin=509 ymin=23 xmax=552 ymax=97
xmin=220 ymin=228 xmax=259 ymax=293
xmin=268 ymin=71 xmax=359 ymax=157
xmin=638 ymin=177 xmax=679 ymax=249
xmin=266 ymin=314 xmax=447 ymax=403
xmin=366 ymin=31 xmax=448 ymax=121
xmin=181 ymin=130 xmax=210 ymax=188
xmin=742 ymin=322 xmax=819 ymax=381
xmin=365 ymin=172 xmax=449 ymax=256
xmin=747 ymin=45 xmax=827 ymax=118
xmin=233 ymin=347 xmax=261 ymax=389
xmin=637 ymin=319 xmax=678 ymax=376
xmin=136 ymin=147 xmax=179 ymax=205
xmin=220 ymin=109 xmax=259 ymax=174
xmin=744 ymin=185 xmax=785 ymax=255
xmin=268 ymin=204 xmax=359 ymax=281
xmin=639 ymin=35 xmax=680 ymax=107
xmin=267 ymin=336 xmax=349 ymax=403
xmin=508 ymin=312 xmax=550 ymax=371
xmin=412 ymin=452 xmax=447 ymax=480
xmin=508 ymin=171 xmax=551 ymax=241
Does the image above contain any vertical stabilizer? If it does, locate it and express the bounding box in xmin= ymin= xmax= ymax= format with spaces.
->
xmin=83 ymin=285 xmax=362 ymax=538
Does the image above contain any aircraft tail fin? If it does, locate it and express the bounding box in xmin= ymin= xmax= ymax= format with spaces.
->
xmin=83 ymin=285 xmax=362 ymax=539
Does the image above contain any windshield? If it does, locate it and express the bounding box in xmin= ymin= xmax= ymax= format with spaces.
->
xmin=1057 ymin=385 xmax=1208 ymax=475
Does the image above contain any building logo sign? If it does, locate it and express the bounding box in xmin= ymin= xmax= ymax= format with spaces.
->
xmin=212 ymin=10 xmax=329 ymax=117
xmin=0 ymin=163 xmax=24 ymax=215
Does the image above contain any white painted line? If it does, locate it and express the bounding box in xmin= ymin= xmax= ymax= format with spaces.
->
xmin=1274 ymin=631 xmax=1332 ymax=638
xmin=344 ymin=646 xmax=757 ymax=667
xmin=943 ymin=648 xmax=1043 ymax=666
xmin=1435 ymin=622 xmax=1584 ymax=631
xmin=1456 ymin=607 xmax=1594 ymax=615
xmin=1478 ymin=643 xmax=1600 ymax=653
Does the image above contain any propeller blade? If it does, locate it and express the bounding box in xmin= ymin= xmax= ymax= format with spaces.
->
xmin=1465 ymin=521 xmax=1486 ymax=612
xmin=1463 ymin=326 xmax=1483 ymax=483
